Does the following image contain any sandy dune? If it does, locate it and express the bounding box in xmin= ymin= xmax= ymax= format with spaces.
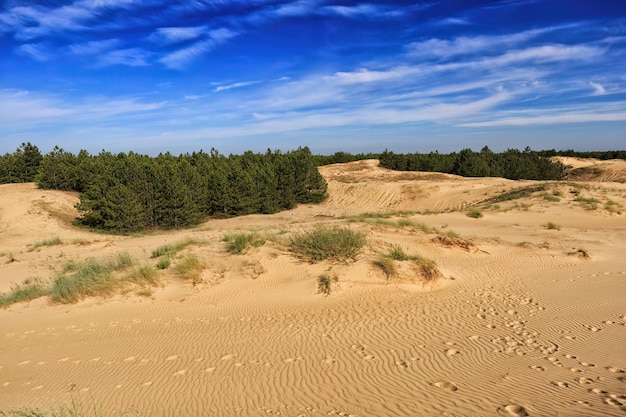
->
xmin=1 ymin=160 xmax=625 ymax=416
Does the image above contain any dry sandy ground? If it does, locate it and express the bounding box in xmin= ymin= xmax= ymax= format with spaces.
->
xmin=1 ymin=159 xmax=625 ymax=416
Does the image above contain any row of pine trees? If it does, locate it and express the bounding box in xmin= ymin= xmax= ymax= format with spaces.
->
xmin=378 ymin=147 xmax=567 ymax=180
xmin=0 ymin=143 xmax=327 ymax=232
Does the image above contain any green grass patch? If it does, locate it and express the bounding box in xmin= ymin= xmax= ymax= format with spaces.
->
xmin=175 ymin=254 xmax=204 ymax=285
xmin=466 ymin=208 xmax=483 ymax=218
xmin=483 ymin=184 xmax=547 ymax=204
xmin=574 ymin=196 xmax=599 ymax=210
xmin=50 ymin=252 xmax=136 ymax=304
xmin=155 ymin=256 xmax=171 ymax=270
xmin=127 ymin=265 xmax=159 ymax=285
xmin=542 ymin=193 xmax=560 ymax=202
xmin=0 ymin=278 xmax=49 ymax=308
xmin=290 ymin=227 xmax=366 ymax=262
xmin=222 ymin=232 xmax=265 ymax=254
xmin=605 ymin=199 xmax=622 ymax=214
xmin=151 ymin=238 xmax=204 ymax=258
xmin=28 ymin=237 xmax=63 ymax=251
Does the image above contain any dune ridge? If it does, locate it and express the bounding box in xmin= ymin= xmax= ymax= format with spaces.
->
xmin=1 ymin=160 xmax=625 ymax=416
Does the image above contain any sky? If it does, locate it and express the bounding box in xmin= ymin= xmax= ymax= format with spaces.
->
xmin=1 ymin=0 xmax=625 ymax=156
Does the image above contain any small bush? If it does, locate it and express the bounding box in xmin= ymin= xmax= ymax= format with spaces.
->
xmin=317 ymin=274 xmax=338 ymax=296
xmin=290 ymin=227 xmax=366 ymax=262
xmin=28 ymin=237 xmax=63 ymax=251
xmin=223 ymin=232 xmax=265 ymax=254
xmin=156 ymin=256 xmax=171 ymax=270
xmin=151 ymin=238 xmax=203 ymax=258
xmin=175 ymin=254 xmax=204 ymax=285
xmin=0 ymin=279 xmax=49 ymax=308
xmin=115 ymin=251 xmax=134 ymax=269
xmin=545 ymin=222 xmax=561 ymax=230
xmin=466 ymin=208 xmax=483 ymax=218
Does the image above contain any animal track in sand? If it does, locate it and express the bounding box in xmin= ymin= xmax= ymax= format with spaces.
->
xmin=433 ymin=381 xmax=458 ymax=391
xmin=204 ymin=367 xmax=216 ymax=373
xmin=123 ymin=356 xmax=136 ymax=362
xmin=166 ymin=355 xmax=180 ymax=361
xmin=445 ymin=348 xmax=460 ymax=356
xmin=284 ymin=357 xmax=304 ymax=363
xmin=17 ymin=360 xmax=31 ymax=365
xmin=564 ymin=354 xmax=577 ymax=359
xmin=607 ymin=366 xmax=624 ymax=373
xmin=503 ymin=404 xmax=529 ymax=417
xmin=173 ymin=369 xmax=187 ymax=376
xmin=323 ymin=357 xmax=336 ymax=364
xmin=529 ymin=365 xmax=545 ymax=371
xmin=580 ymin=362 xmax=594 ymax=367
xmin=220 ymin=354 xmax=235 ymax=361
xmin=551 ymin=381 xmax=569 ymax=388
xmin=569 ymin=367 xmax=583 ymax=373
xmin=577 ymin=377 xmax=593 ymax=385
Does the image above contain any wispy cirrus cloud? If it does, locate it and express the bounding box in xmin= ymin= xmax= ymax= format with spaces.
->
xmin=214 ymin=81 xmax=261 ymax=92
xmin=149 ymin=26 xmax=207 ymax=45
xmin=160 ymin=28 xmax=239 ymax=69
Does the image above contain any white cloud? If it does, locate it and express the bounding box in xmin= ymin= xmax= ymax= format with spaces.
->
xmin=589 ymin=81 xmax=607 ymax=95
xmin=460 ymin=111 xmax=626 ymax=127
xmin=67 ymin=39 xmax=120 ymax=55
xmin=150 ymin=26 xmax=207 ymax=45
xmin=17 ymin=43 xmax=49 ymax=61
xmin=160 ymin=28 xmax=239 ymax=69
xmin=323 ymin=4 xmax=378 ymax=17
xmin=214 ymin=81 xmax=261 ymax=92
xmin=97 ymin=48 xmax=151 ymax=67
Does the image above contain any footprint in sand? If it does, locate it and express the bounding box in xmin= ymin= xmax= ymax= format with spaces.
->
xmin=142 ymin=381 xmax=153 ymax=386
xmin=57 ymin=357 xmax=69 ymax=362
xmin=284 ymin=357 xmax=303 ymax=364
xmin=580 ymin=362 xmax=594 ymax=367
xmin=363 ymin=354 xmax=375 ymax=361
xmin=564 ymin=354 xmax=577 ymax=359
xmin=578 ymin=377 xmax=593 ymax=385
xmin=173 ymin=369 xmax=187 ymax=376
xmin=220 ymin=354 xmax=235 ymax=361
xmin=123 ymin=356 xmax=136 ymax=362
xmin=503 ymin=404 xmax=529 ymax=417
xmin=551 ymin=381 xmax=569 ymax=388
xmin=605 ymin=397 xmax=624 ymax=407
xmin=607 ymin=367 xmax=624 ymax=373
xmin=569 ymin=367 xmax=583 ymax=373
xmin=445 ymin=348 xmax=460 ymax=356
xmin=323 ymin=357 xmax=336 ymax=365
xmin=204 ymin=367 xmax=216 ymax=373
xmin=17 ymin=360 xmax=31 ymax=366
xmin=529 ymin=365 xmax=545 ymax=372
xmin=166 ymin=355 xmax=180 ymax=361
xmin=433 ymin=381 xmax=458 ymax=392
xmin=351 ymin=344 xmax=366 ymax=352
xmin=395 ymin=360 xmax=409 ymax=368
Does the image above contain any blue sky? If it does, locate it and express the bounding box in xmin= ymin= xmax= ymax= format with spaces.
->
xmin=1 ymin=0 xmax=625 ymax=155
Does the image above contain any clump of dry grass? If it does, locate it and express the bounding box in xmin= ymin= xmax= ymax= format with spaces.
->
xmin=290 ymin=227 xmax=366 ymax=262
xmin=174 ymin=254 xmax=204 ymax=285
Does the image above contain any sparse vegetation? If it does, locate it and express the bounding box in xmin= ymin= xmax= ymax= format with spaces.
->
xmin=545 ymin=222 xmax=561 ymax=230
xmin=155 ymin=256 xmax=171 ymax=270
xmin=415 ymin=256 xmax=440 ymax=281
xmin=151 ymin=238 xmax=203 ymax=258
xmin=466 ymin=208 xmax=483 ymax=218
xmin=543 ymin=193 xmax=560 ymax=202
xmin=373 ymin=256 xmax=396 ymax=281
xmin=28 ymin=237 xmax=63 ymax=251
xmin=316 ymin=274 xmax=338 ymax=296
xmin=290 ymin=227 xmax=366 ymax=262
xmin=574 ymin=196 xmax=599 ymax=210
xmin=127 ymin=265 xmax=158 ymax=285
xmin=174 ymin=254 xmax=204 ymax=285
xmin=0 ymin=278 xmax=49 ymax=308
xmin=223 ymin=232 xmax=265 ymax=254
xmin=49 ymin=252 xmax=136 ymax=304
xmin=388 ymin=244 xmax=412 ymax=261
xmin=605 ymin=199 xmax=622 ymax=214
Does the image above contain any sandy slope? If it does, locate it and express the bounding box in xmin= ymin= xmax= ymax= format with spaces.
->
xmin=1 ymin=160 xmax=625 ymax=416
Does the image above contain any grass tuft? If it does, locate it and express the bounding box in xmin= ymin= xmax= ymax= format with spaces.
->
xmin=28 ymin=237 xmax=63 ymax=251
xmin=0 ymin=278 xmax=49 ymax=308
xmin=155 ymin=256 xmax=171 ymax=270
xmin=222 ymin=232 xmax=265 ymax=254
xmin=175 ymin=254 xmax=204 ymax=285
xmin=151 ymin=238 xmax=204 ymax=258
xmin=50 ymin=252 xmax=136 ymax=304
xmin=317 ymin=274 xmax=338 ymax=296
xmin=372 ymin=256 xmax=396 ymax=282
xmin=545 ymin=221 xmax=561 ymax=230
xmin=290 ymin=227 xmax=366 ymax=262
xmin=466 ymin=208 xmax=483 ymax=218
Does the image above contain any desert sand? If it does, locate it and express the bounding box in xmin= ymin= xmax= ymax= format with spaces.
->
xmin=1 ymin=159 xmax=625 ymax=416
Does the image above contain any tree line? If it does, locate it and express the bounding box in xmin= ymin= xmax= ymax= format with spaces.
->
xmin=1 ymin=143 xmax=327 ymax=232
xmin=378 ymin=147 xmax=568 ymax=180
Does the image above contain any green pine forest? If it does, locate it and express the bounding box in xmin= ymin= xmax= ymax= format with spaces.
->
xmin=1 ymin=142 xmax=624 ymax=233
